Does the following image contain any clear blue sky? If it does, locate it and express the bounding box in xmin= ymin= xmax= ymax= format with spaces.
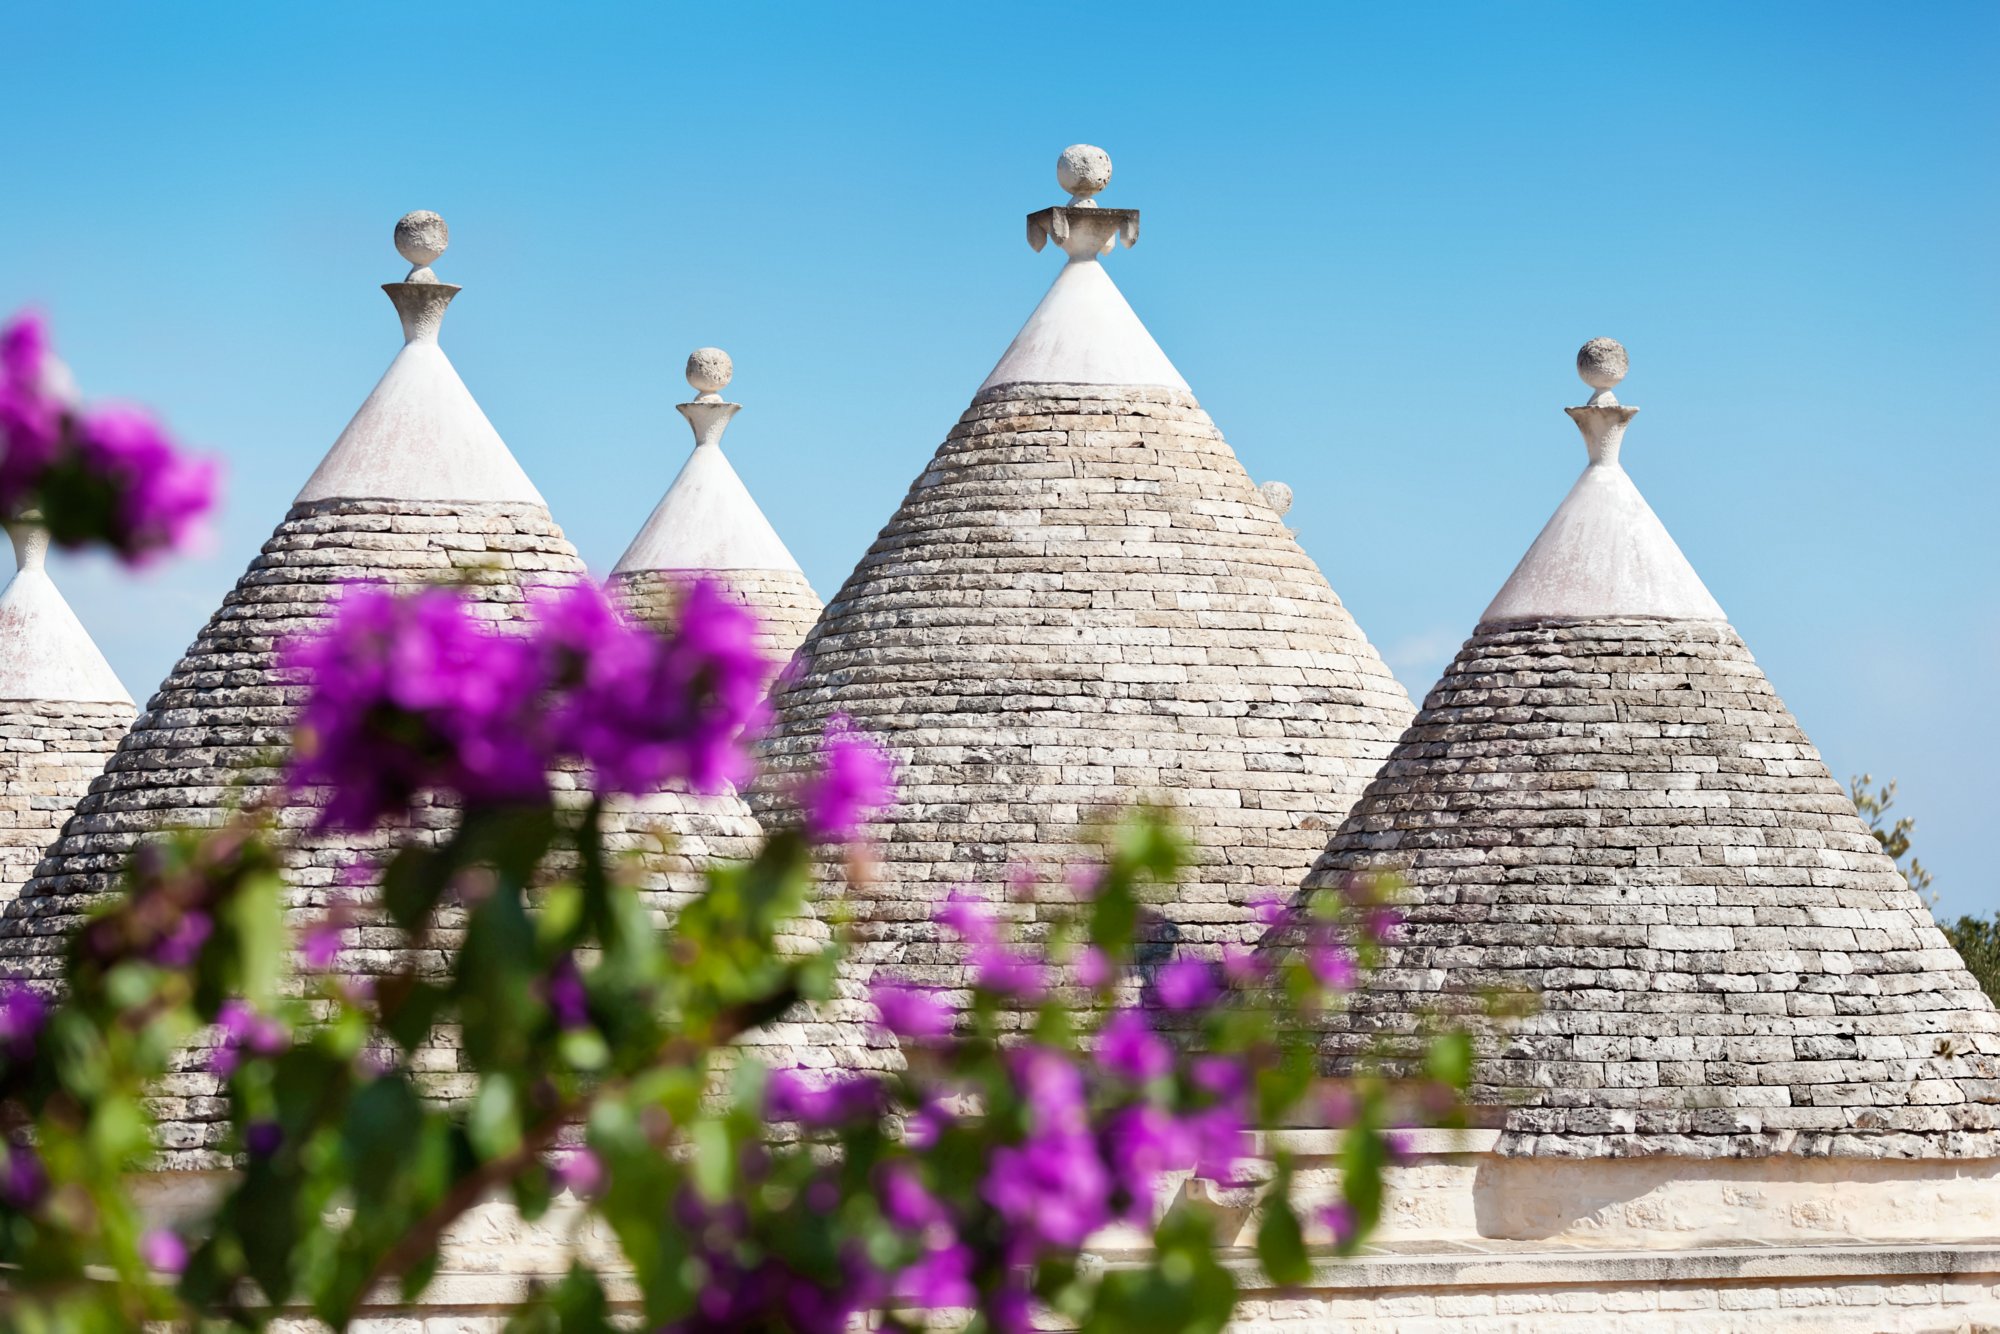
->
xmin=8 ymin=4 xmax=1995 ymax=917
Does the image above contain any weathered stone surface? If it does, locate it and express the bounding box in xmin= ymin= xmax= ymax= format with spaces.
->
xmin=758 ymin=382 xmax=1413 ymax=992
xmin=0 ymin=699 xmax=135 ymax=900
xmin=0 ymin=498 xmax=825 ymax=1166
xmin=1286 ymin=616 xmax=2000 ymax=1158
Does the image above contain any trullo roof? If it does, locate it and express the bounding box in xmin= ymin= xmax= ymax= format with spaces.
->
xmin=756 ymin=146 xmax=1414 ymax=993
xmin=609 ymin=347 xmax=822 ymax=671
xmin=0 ymin=213 xmax=807 ymax=1166
xmin=0 ymin=523 xmax=136 ymax=899
xmin=1280 ymin=339 xmax=2000 ymax=1159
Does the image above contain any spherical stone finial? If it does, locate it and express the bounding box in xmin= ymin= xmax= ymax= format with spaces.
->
xmin=1258 ymin=480 xmax=1294 ymax=518
xmin=685 ymin=347 xmax=734 ymax=397
xmin=1057 ymin=144 xmax=1113 ymax=205
xmin=394 ymin=210 xmax=450 ymax=271
xmin=1577 ymin=337 xmax=1628 ymax=392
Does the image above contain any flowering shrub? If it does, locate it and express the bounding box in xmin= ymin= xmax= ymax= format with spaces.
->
xmin=0 ymin=310 xmax=217 ymax=563
xmin=0 ymin=574 xmax=1467 ymax=1331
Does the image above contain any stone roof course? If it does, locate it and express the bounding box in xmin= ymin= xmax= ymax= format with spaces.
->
xmin=757 ymin=148 xmax=1414 ymax=993
xmin=1282 ymin=341 xmax=2000 ymax=1158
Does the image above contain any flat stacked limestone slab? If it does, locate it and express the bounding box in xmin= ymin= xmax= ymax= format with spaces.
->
xmin=0 ymin=701 xmax=134 ymax=900
xmin=759 ymin=157 xmax=1413 ymax=991
xmin=1283 ymin=341 xmax=2000 ymax=1160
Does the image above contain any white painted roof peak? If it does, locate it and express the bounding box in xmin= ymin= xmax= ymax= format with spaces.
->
xmin=0 ymin=520 xmax=133 ymax=705
xmin=610 ymin=348 xmax=803 ymax=578
xmin=293 ymin=211 xmax=545 ymax=506
xmin=980 ymin=145 xmax=1187 ymax=394
xmin=1480 ymin=339 xmax=1725 ymax=626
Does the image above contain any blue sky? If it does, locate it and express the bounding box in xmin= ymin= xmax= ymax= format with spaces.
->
xmin=8 ymin=4 xmax=1995 ymax=917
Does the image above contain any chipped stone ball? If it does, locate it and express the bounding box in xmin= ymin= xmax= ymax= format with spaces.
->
xmin=394 ymin=211 xmax=449 ymax=268
xmin=1577 ymin=337 xmax=1629 ymax=391
xmin=1258 ymin=480 xmax=1294 ymax=517
xmin=686 ymin=347 xmax=734 ymax=395
xmin=1057 ymin=144 xmax=1114 ymax=201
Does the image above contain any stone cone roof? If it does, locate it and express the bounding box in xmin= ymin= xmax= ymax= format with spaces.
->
xmin=0 ymin=218 xmax=837 ymax=1164
xmin=609 ymin=350 xmax=822 ymax=674
xmin=1280 ymin=344 xmax=2000 ymax=1159
xmin=0 ymin=524 xmax=136 ymax=899
xmin=757 ymin=152 xmax=1414 ymax=997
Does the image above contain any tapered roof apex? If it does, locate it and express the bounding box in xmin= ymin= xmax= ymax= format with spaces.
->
xmin=977 ymin=146 xmax=1188 ymax=394
xmin=1482 ymin=339 xmax=1722 ymax=625
xmin=295 ymin=211 xmax=544 ymax=507
xmin=612 ymin=348 xmax=802 ymax=577
xmin=0 ymin=523 xmax=131 ymax=705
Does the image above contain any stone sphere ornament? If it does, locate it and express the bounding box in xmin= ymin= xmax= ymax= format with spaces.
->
xmin=394 ymin=210 xmax=450 ymax=270
xmin=1057 ymin=144 xmax=1114 ymax=203
xmin=686 ymin=347 xmax=734 ymax=396
xmin=1258 ymin=480 xmax=1294 ymax=517
xmin=1576 ymin=337 xmax=1629 ymax=392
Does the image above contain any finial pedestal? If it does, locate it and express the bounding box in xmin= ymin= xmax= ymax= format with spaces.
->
xmin=1027 ymin=143 xmax=1137 ymax=258
xmin=677 ymin=347 xmax=741 ymax=450
xmin=385 ymin=211 xmax=459 ymax=343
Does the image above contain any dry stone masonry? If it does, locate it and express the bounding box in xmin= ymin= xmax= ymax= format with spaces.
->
xmin=0 ymin=215 xmax=776 ymax=1166
xmin=1282 ymin=340 xmax=2000 ymax=1159
xmin=758 ymin=148 xmax=1414 ymax=995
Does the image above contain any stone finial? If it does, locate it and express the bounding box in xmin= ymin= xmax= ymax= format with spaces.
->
xmin=385 ymin=211 xmax=459 ymax=344
xmin=7 ymin=518 xmax=48 ymax=575
xmin=1057 ymin=144 xmax=1113 ymax=207
xmin=1258 ymin=480 xmax=1294 ymax=518
xmin=678 ymin=347 xmax=742 ymax=451
xmin=1028 ymin=144 xmax=1138 ymax=259
xmin=1577 ymin=337 xmax=1628 ymax=408
xmin=686 ymin=347 xmax=734 ymax=402
xmin=1566 ymin=338 xmax=1639 ymax=466
xmin=394 ymin=210 xmax=450 ymax=284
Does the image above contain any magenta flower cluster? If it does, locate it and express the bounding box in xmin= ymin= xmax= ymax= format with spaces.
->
xmin=0 ymin=311 xmax=217 ymax=564
xmin=281 ymin=579 xmax=778 ymax=831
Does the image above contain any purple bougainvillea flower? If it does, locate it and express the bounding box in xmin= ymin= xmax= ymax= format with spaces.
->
xmin=935 ymin=888 xmax=997 ymax=945
xmin=0 ymin=312 xmax=60 ymax=508
xmin=1 ymin=1143 xmax=46 ymax=1209
xmin=298 ymin=917 xmax=343 ymax=970
xmin=244 ymin=1121 xmax=283 ymax=1157
xmin=868 ymin=979 xmax=953 ymax=1041
xmin=792 ymin=712 xmax=895 ymax=844
xmin=1154 ymin=957 xmax=1219 ymax=1011
xmin=1220 ymin=943 xmax=1267 ymax=984
xmin=535 ymin=578 xmax=773 ymax=798
xmin=1074 ymin=945 xmax=1112 ymax=990
xmin=984 ymin=1125 xmax=1112 ymax=1249
xmin=1320 ymin=1200 xmax=1359 ymax=1246
xmin=552 ymin=1147 xmax=605 ymax=1199
xmin=71 ymin=404 xmax=220 ymax=563
xmin=1248 ymin=890 xmax=1288 ymax=928
xmin=1098 ymin=1008 xmax=1171 ymax=1083
xmin=0 ymin=979 xmax=46 ymax=1061
xmin=765 ymin=1070 xmax=884 ymax=1130
xmin=282 ymin=583 xmax=549 ymax=831
xmin=139 ymin=1228 xmax=188 ymax=1275
xmin=896 ymin=1237 xmax=975 ymax=1309
xmin=1103 ymin=1103 xmax=1194 ymax=1214
xmin=541 ymin=952 xmax=590 ymax=1030
xmin=1366 ymin=906 xmax=1406 ymax=943
xmin=971 ymin=940 xmax=1045 ymax=1000
xmin=209 ymin=1000 xmax=289 ymax=1077
xmin=152 ymin=909 xmax=212 ymax=968
xmin=876 ymin=1161 xmax=947 ymax=1230
xmin=1309 ymin=943 xmax=1357 ymax=991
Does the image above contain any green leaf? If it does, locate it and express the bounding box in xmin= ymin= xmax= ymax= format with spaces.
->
xmin=1254 ymin=1192 xmax=1309 ymax=1287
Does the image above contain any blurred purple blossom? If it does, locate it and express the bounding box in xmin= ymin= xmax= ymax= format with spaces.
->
xmin=1098 ymin=1008 xmax=1171 ymax=1083
xmin=208 ymin=1000 xmax=288 ymax=1078
xmin=152 ymin=909 xmax=212 ymax=968
xmin=1074 ymin=945 xmax=1112 ymax=990
xmin=541 ymin=953 xmax=589 ymax=1030
xmin=552 ymin=1147 xmax=605 ymax=1198
xmin=70 ymin=404 xmax=219 ymax=563
xmin=1 ymin=1143 xmax=46 ymax=1209
xmin=281 ymin=584 xmax=547 ymax=831
xmin=766 ymin=1069 xmax=884 ymax=1130
xmin=868 ymin=980 xmax=953 ymax=1041
xmin=793 ymin=712 xmax=895 ymax=843
xmin=1155 ymin=957 xmax=1219 ymax=1011
xmin=0 ymin=979 xmax=46 ymax=1060
xmin=139 ymin=1228 xmax=188 ymax=1275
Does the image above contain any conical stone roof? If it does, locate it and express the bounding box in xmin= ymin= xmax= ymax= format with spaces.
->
xmin=757 ymin=147 xmax=1414 ymax=990
xmin=0 ymin=523 xmax=136 ymax=899
xmin=609 ymin=347 xmax=822 ymax=673
xmin=1283 ymin=339 xmax=2000 ymax=1159
xmin=0 ymin=213 xmax=778 ymax=1165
